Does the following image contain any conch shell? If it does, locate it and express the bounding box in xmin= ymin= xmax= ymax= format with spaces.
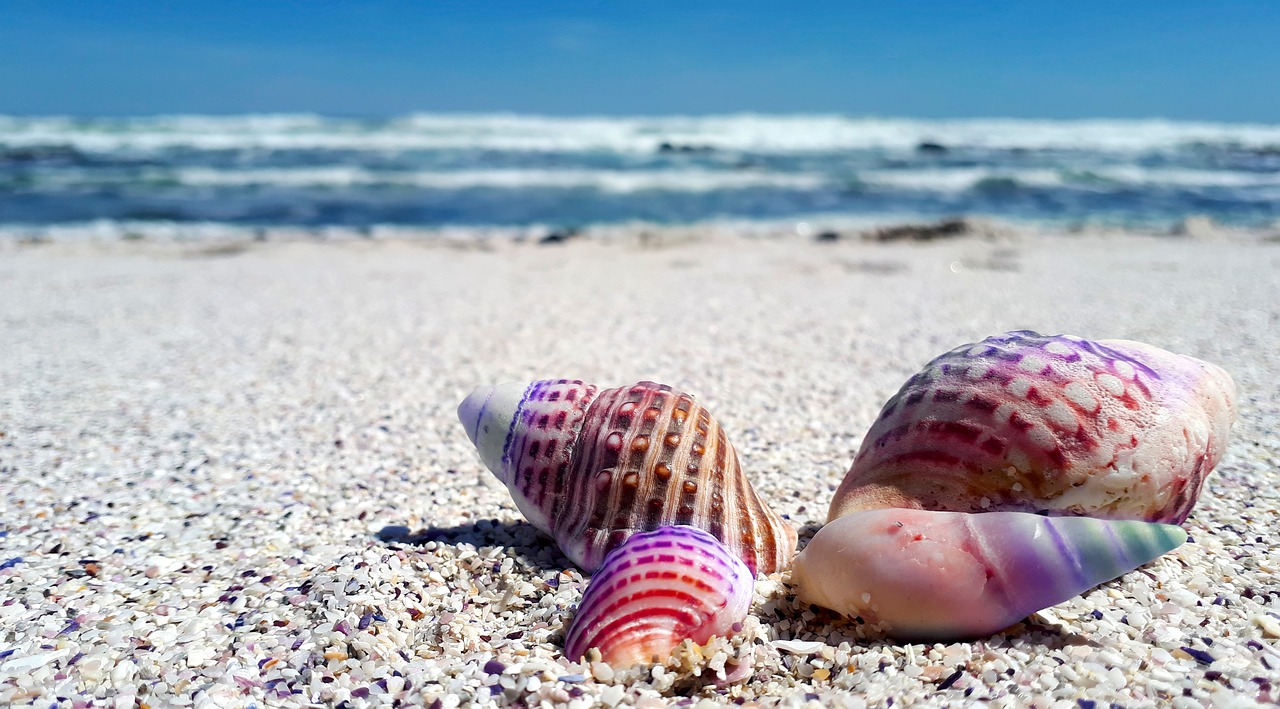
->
xmin=564 ymin=525 xmax=754 ymax=667
xmin=794 ymin=331 xmax=1236 ymax=639
xmin=458 ymin=379 xmax=797 ymax=575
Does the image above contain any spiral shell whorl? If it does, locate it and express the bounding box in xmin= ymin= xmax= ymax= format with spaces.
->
xmin=459 ymin=379 xmax=597 ymax=534
xmin=830 ymin=330 xmax=1236 ymax=524
xmin=459 ymin=379 xmax=797 ymax=575
xmin=564 ymin=525 xmax=754 ymax=667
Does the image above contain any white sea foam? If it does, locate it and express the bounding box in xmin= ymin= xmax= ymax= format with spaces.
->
xmin=3 ymin=113 xmax=1280 ymax=154
xmin=856 ymin=166 xmax=1280 ymax=193
xmin=19 ymin=164 xmax=1278 ymax=195
xmin=169 ymin=167 xmax=827 ymax=192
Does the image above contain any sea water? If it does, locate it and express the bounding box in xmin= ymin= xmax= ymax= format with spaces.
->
xmin=1 ymin=113 xmax=1277 ymax=238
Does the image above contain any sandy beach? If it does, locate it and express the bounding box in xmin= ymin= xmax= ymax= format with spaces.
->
xmin=2 ymin=227 xmax=1279 ymax=707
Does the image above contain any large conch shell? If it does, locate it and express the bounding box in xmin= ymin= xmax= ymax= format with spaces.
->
xmin=564 ymin=525 xmax=754 ymax=667
xmin=794 ymin=330 xmax=1236 ymax=640
xmin=458 ymin=379 xmax=797 ymax=575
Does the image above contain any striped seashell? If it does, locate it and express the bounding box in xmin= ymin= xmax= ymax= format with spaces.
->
xmin=792 ymin=507 xmax=1186 ymax=641
xmin=830 ymin=330 xmax=1236 ymax=523
xmin=794 ymin=331 xmax=1236 ymax=639
xmin=458 ymin=379 xmax=797 ymax=575
xmin=564 ymin=525 xmax=754 ymax=666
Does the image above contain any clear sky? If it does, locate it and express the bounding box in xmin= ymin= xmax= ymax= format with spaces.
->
xmin=2 ymin=0 xmax=1278 ymax=121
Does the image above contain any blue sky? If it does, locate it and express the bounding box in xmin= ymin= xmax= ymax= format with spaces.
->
xmin=2 ymin=1 xmax=1278 ymax=121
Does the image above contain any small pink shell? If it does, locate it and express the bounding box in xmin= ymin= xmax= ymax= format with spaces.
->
xmin=564 ymin=525 xmax=754 ymax=667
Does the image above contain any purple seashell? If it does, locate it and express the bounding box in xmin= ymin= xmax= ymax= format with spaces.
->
xmin=458 ymin=379 xmax=796 ymax=575
xmin=1182 ymin=646 xmax=1216 ymax=665
xmin=795 ymin=331 xmax=1236 ymax=641
xmin=830 ymin=330 xmax=1236 ymax=524
xmin=563 ymin=525 xmax=753 ymax=667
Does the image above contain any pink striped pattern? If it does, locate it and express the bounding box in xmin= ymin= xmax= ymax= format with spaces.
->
xmin=564 ymin=525 xmax=753 ymax=666
xmin=462 ymin=380 xmax=797 ymax=575
xmin=832 ymin=331 xmax=1235 ymax=524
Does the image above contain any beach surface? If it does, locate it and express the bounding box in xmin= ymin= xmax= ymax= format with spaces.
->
xmin=2 ymin=228 xmax=1279 ymax=707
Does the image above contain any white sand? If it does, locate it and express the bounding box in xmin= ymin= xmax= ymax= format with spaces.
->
xmin=1 ymin=230 xmax=1278 ymax=707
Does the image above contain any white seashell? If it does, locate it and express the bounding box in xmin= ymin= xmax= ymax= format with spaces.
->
xmin=771 ymin=639 xmax=827 ymax=655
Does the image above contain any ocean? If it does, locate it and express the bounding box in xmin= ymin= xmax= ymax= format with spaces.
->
xmin=2 ymin=113 xmax=1278 ymax=239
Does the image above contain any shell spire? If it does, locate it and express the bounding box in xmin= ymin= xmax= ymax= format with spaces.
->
xmin=458 ymin=379 xmax=797 ymax=575
xmin=792 ymin=508 xmax=1186 ymax=641
xmin=565 ymin=525 xmax=754 ymax=666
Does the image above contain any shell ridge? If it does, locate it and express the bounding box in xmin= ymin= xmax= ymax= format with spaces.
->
xmin=565 ymin=526 xmax=753 ymax=665
xmin=509 ymin=380 xmax=552 ymax=503
xmin=499 ymin=381 xmax=543 ymax=481
xmin=557 ymin=385 xmax=626 ymax=567
xmin=729 ymin=445 xmax=760 ymax=573
xmin=527 ymin=378 xmax=596 ymax=532
xmin=695 ymin=418 xmax=727 ymax=533
xmin=605 ymin=385 xmax=667 ymax=555
xmin=1088 ymin=339 xmax=1163 ymax=381
xmin=655 ymin=395 xmax=689 ymax=532
xmin=546 ymin=381 xmax=597 ymax=532
xmin=630 ymin=388 xmax=672 ymax=535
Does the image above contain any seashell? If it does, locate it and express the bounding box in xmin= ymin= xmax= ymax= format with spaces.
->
xmin=458 ymin=379 xmax=797 ymax=575
xmin=792 ymin=507 xmax=1187 ymax=641
xmin=794 ymin=330 xmax=1236 ymax=639
xmin=563 ymin=525 xmax=754 ymax=666
xmin=830 ymin=330 xmax=1236 ymax=523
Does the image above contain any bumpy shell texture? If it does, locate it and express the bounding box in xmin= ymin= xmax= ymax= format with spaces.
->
xmin=458 ymin=379 xmax=797 ymax=575
xmin=564 ymin=525 xmax=754 ymax=667
xmin=793 ymin=508 xmax=1186 ymax=641
xmin=830 ymin=330 xmax=1236 ymax=524
xmin=796 ymin=331 xmax=1236 ymax=640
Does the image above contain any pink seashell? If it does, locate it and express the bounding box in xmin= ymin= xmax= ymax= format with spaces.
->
xmin=795 ymin=331 xmax=1236 ymax=640
xmin=793 ymin=507 xmax=1186 ymax=641
xmin=458 ymin=379 xmax=796 ymax=575
xmin=830 ymin=331 xmax=1236 ymax=523
xmin=564 ymin=525 xmax=754 ymax=667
